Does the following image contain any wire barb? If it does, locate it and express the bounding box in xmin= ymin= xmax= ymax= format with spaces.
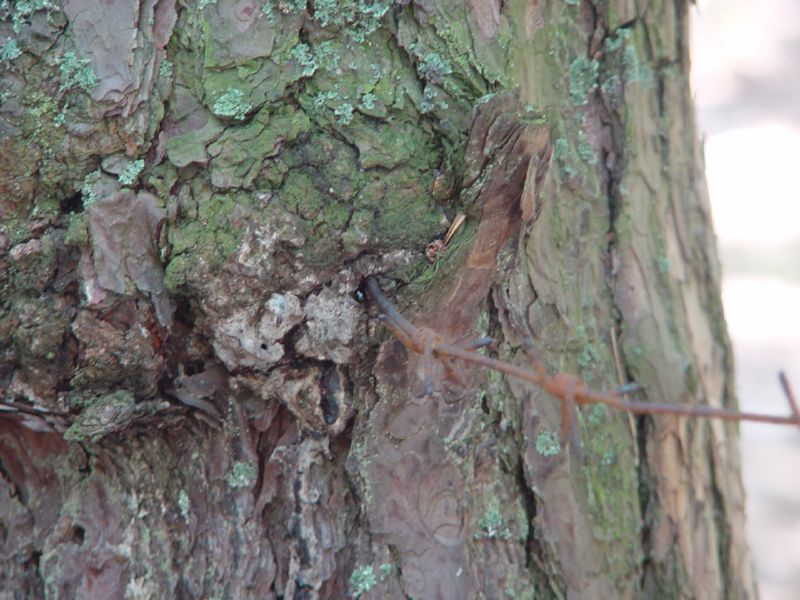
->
xmin=778 ymin=371 xmax=800 ymax=428
xmin=364 ymin=276 xmax=800 ymax=429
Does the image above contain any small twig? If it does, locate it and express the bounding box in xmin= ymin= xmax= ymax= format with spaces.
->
xmin=364 ymin=277 xmax=800 ymax=429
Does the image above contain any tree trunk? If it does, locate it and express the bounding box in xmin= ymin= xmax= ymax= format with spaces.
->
xmin=0 ymin=1 xmax=755 ymax=598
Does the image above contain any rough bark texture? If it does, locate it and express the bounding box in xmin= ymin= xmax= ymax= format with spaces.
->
xmin=0 ymin=1 xmax=754 ymax=598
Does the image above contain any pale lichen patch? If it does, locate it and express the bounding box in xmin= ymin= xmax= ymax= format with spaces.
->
xmin=535 ymin=430 xmax=561 ymax=457
xmin=349 ymin=565 xmax=377 ymax=598
xmin=227 ymin=461 xmax=257 ymax=488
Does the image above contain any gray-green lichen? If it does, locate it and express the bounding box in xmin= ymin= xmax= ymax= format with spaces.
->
xmin=333 ymin=102 xmax=354 ymax=125
xmin=587 ymin=404 xmax=608 ymax=426
xmin=535 ymin=430 xmax=561 ymax=457
xmin=476 ymin=501 xmax=512 ymax=541
xmin=417 ymin=51 xmax=453 ymax=82
xmin=227 ymin=461 xmax=257 ymax=488
xmin=0 ymin=39 xmax=21 ymax=62
xmin=80 ymin=170 xmax=102 ymax=206
xmin=158 ymin=59 xmax=173 ymax=79
xmin=360 ymin=92 xmax=376 ymax=110
xmin=348 ymin=565 xmax=377 ymax=598
xmin=290 ymin=42 xmax=318 ymax=77
xmin=553 ymin=137 xmax=577 ymax=178
xmin=313 ymin=40 xmax=341 ymax=72
xmin=623 ymin=45 xmax=654 ymax=89
xmin=270 ymin=0 xmax=306 ymax=15
xmin=568 ymin=56 xmax=599 ymax=105
xmin=604 ymin=26 xmax=654 ymax=89
xmin=4 ymin=0 xmax=60 ymax=34
xmin=311 ymin=0 xmax=392 ymax=42
xmin=212 ymin=88 xmax=252 ymax=120
xmin=118 ymin=160 xmax=145 ymax=186
xmin=576 ymin=343 xmax=599 ymax=380
xmin=177 ymin=489 xmax=190 ymax=520
xmin=57 ymin=51 xmax=99 ymax=94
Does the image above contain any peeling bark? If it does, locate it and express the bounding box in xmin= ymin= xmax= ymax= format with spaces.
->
xmin=1 ymin=1 xmax=754 ymax=598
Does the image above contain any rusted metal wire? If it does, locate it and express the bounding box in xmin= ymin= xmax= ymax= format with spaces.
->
xmin=364 ymin=277 xmax=800 ymax=434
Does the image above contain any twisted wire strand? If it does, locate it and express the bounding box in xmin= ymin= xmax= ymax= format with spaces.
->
xmin=364 ymin=276 xmax=800 ymax=428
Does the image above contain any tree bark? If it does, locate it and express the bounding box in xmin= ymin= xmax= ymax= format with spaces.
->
xmin=0 ymin=1 xmax=754 ymax=598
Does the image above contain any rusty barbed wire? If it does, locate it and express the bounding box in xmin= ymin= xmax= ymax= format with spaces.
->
xmin=364 ymin=276 xmax=800 ymax=444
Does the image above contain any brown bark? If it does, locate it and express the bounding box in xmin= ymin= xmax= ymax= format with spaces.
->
xmin=1 ymin=1 xmax=754 ymax=598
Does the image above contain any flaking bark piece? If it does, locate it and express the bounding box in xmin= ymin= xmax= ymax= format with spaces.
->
xmin=88 ymin=190 xmax=175 ymax=327
xmin=61 ymin=0 xmax=177 ymax=113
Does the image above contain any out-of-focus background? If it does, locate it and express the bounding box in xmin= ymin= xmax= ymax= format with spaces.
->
xmin=691 ymin=1 xmax=800 ymax=598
